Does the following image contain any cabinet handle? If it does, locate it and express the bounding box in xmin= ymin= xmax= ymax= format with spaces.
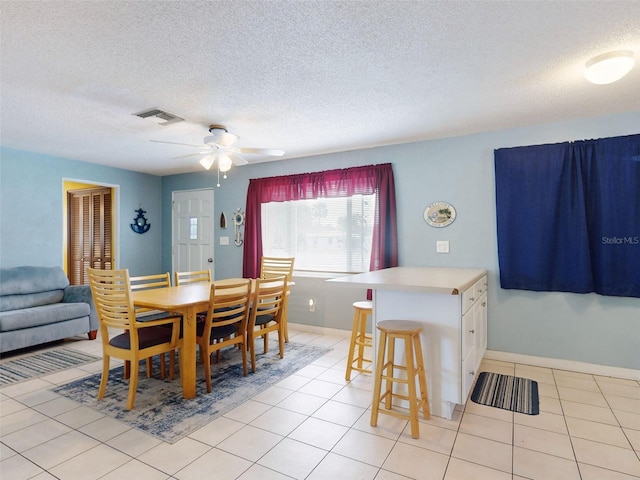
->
xmin=469 ymin=296 xmax=475 ymax=302
xmin=469 ymin=370 xmax=475 ymax=376
xmin=469 ymin=329 xmax=475 ymax=334
xmin=482 ymin=302 xmax=486 ymax=307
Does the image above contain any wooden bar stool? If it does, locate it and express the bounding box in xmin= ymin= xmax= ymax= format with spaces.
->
xmin=370 ymin=319 xmax=430 ymax=438
xmin=345 ymin=300 xmax=373 ymax=380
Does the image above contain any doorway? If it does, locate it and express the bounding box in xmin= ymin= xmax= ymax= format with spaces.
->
xmin=67 ymin=186 xmax=114 ymax=285
xmin=172 ymin=188 xmax=215 ymax=278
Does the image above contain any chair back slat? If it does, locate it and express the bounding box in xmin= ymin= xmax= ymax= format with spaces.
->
xmin=251 ymin=275 xmax=287 ymax=322
xmin=174 ymin=270 xmax=211 ymax=286
xmin=130 ymin=273 xmax=172 ymax=316
xmin=204 ymin=279 xmax=252 ymax=330
xmin=260 ymin=257 xmax=294 ymax=281
xmin=131 ymin=272 xmax=171 ymax=290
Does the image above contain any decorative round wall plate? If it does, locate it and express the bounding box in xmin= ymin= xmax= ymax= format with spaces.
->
xmin=424 ymin=202 xmax=456 ymax=228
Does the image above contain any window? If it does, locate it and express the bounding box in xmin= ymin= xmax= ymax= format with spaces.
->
xmin=242 ymin=163 xmax=398 ymax=280
xmin=189 ymin=217 xmax=198 ymax=240
xmin=262 ymin=194 xmax=376 ymax=273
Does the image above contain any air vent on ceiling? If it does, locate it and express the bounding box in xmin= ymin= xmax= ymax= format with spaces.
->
xmin=133 ymin=108 xmax=184 ymax=125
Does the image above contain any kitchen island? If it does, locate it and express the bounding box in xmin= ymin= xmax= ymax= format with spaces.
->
xmin=329 ymin=266 xmax=487 ymax=419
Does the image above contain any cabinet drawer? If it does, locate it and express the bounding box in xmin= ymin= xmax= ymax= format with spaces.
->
xmin=463 ymin=276 xmax=487 ymax=314
xmin=474 ymin=275 xmax=487 ymax=299
xmin=461 ymin=284 xmax=476 ymax=314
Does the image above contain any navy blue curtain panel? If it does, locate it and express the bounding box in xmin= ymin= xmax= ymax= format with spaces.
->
xmin=495 ymin=134 xmax=640 ymax=298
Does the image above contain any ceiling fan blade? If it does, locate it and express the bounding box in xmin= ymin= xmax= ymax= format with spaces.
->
xmin=171 ymin=150 xmax=213 ymax=159
xmin=151 ymin=139 xmax=203 ymax=148
xmin=235 ymin=147 xmax=285 ymax=156
xmin=171 ymin=152 xmax=208 ymax=159
xmin=227 ymin=153 xmax=248 ymax=166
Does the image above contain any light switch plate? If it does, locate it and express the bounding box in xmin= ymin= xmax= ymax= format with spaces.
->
xmin=220 ymin=236 xmax=229 ymax=245
xmin=436 ymin=240 xmax=450 ymax=253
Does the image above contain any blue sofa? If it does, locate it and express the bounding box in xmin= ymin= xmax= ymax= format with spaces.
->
xmin=0 ymin=266 xmax=98 ymax=354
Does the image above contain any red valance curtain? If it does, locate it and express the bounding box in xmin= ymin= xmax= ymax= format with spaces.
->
xmin=242 ymin=163 xmax=398 ymax=279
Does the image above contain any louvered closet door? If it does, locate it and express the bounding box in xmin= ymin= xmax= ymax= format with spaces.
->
xmin=68 ymin=187 xmax=113 ymax=285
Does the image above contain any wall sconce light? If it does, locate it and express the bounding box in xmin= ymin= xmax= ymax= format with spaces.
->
xmin=585 ymin=50 xmax=635 ymax=84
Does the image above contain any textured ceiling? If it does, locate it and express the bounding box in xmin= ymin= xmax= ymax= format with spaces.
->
xmin=1 ymin=1 xmax=639 ymax=176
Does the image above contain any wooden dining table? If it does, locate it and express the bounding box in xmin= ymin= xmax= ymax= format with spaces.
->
xmin=132 ymin=278 xmax=251 ymax=399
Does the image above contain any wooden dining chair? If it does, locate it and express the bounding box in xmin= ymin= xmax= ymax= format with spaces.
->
xmin=196 ymin=279 xmax=252 ymax=393
xmin=247 ymin=275 xmax=287 ymax=373
xmin=87 ymin=268 xmax=181 ymax=410
xmin=174 ymin=269 xmax=211 ymax=286
xmin=260 ymin=257 xmax=294 ymax=342
xmin=174 ymin=269 xmax=211 ymax=346
xmin=130 ymin=272 xmax=177 ymax=379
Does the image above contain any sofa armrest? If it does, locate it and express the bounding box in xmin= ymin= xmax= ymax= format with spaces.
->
xmin=63 ymin=285 xmax=98 ymax=331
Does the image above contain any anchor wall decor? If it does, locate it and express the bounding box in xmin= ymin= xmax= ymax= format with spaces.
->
xmin=130 ymin=207 xmax=150 ymax=234
xmin=233 ymin=208 xmax=245 ymax=246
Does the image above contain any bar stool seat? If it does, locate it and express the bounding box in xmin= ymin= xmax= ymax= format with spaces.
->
xmin=370 ymin=319 xmax=430 ymax=438
xmin=345 ymin=300 xmax=373 ymax=380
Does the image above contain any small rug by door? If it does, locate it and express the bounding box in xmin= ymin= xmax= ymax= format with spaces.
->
xmin=53 ymin=342 xmax=330 ymax=443
xmin=471 ymin=371 xmax=539 ymax=415
xmin=0 ymin=347 xmax=101 ymax=386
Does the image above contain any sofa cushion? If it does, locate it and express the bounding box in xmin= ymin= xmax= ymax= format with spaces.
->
xmin=0 ymin=303 xmax=90 ymax=332
xmin=0 ymin=290 xmax=65 ymax=312
xmin=0 ymin=266 xmax=70 ymax=294
xmin=0 ymin=266 xmax=70 ymax=311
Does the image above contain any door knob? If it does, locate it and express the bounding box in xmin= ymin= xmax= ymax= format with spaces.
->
xmin=207 ymin=258 xmax=213 ymax=263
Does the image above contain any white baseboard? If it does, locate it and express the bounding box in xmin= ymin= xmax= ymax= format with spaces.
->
xmin=484 ymin=350 xmax=640 ymax=381
xmin=288 ymin=324 xmax=640 ymax=381
xmin=288 ymin=322 xmax=351 ymax=339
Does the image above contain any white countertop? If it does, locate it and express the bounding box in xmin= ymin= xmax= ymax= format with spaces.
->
xmin=328 ymin=266 xmax=487 ymax=295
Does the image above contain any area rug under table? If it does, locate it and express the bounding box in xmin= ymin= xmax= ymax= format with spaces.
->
xmin=0 ymin=347 xmax=101 ymax=387
xmin=470 ymin=371 xmax=539 ymax=415
xmin=53 ymin=342 xmax=330 ymax=443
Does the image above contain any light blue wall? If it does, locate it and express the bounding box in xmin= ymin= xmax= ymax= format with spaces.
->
xmin=162 ymin=112 xmax=640 ymax=370
xmin=0 ymin=147 xmax=164 ymax=276
xmin=1 ymin=111 xmax=638 ymax=370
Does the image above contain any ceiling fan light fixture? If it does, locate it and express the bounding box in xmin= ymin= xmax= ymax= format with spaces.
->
xmin=205 ymin=125 xmax=239 ymax=147
xmin=219 ymin=132 xmax=239 ymax=147
xmin=585 ymin=50 xmax=635 ymax=84
xmin=218 ymin=154 xmax=233 ymax=172
xmin=199 ymin=154 xmax=215 ymax=170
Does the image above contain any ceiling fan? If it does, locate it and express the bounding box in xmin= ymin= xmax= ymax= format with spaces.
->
xmin=152 ymin=124 xmax=285 ymax=171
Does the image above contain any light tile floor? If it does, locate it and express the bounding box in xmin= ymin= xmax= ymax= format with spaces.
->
xmin=1 ymin=327 xmax=639 ymax=479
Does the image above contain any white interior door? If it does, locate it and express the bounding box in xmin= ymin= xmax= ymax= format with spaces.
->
xmin=172 ymin=188 xmax=215 ymax=278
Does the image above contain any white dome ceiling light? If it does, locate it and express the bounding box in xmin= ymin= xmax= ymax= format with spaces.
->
xmin=585 ymin=50 xmax=635 ymax=85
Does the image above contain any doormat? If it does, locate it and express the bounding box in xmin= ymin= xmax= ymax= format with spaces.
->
xmin=471 ymin=371 xmax=539 ymax=415
xmin=53 ymin=342 xmax=330 ymax=443
xmin=0 ymin=347 xmax=101 ymax=386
